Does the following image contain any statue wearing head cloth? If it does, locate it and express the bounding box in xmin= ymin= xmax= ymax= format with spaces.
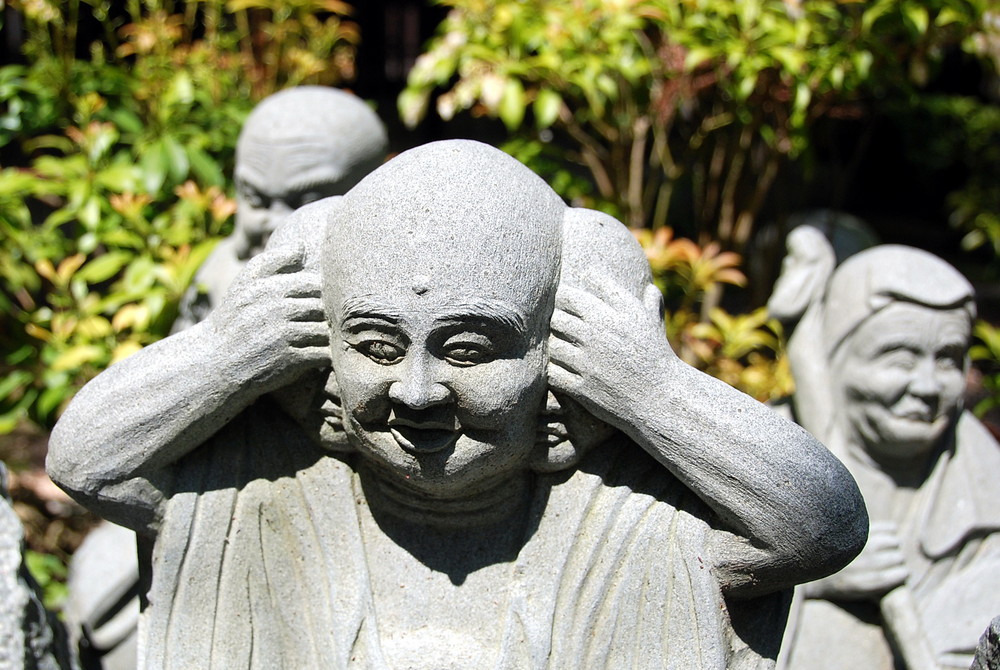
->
xmin=773 ymin=244 xmax=1000 ymax=670
xmin=49 ymin=141 xmax=865 ymax=669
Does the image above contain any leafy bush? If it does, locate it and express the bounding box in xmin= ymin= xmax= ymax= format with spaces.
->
xmin=635 ymin=228 xmax=792 ymax=401
xmin=0 ymin=0 xmax=358 ymax=431
xmin=401 ymin=0 xmax=991 ymax=251
xmin=971 ymin=320 xmax=1000 ymax=418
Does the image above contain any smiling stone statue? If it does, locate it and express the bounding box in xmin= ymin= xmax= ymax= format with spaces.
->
xmin=772 ymin=244 xmax=1000 ymax=670
xmin=48 ymin=140 xmax=865 ymax=669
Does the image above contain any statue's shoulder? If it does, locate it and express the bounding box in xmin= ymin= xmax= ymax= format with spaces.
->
xmin=956 ymin=410 xmax=1000 ymax=454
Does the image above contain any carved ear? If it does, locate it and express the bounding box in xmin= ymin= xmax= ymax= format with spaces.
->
xmin=266 ymin=195 xmax=344 ymax=272
xmin=643 ymin=283 xmax=666 ymax=327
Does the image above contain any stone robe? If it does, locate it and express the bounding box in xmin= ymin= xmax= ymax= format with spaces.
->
xmin=133 ymin=399 xmax=784 ymax=670
xmin=781 ymin=411 xmax=1000 ymax=670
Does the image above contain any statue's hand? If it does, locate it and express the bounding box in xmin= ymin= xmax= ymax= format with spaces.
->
xmin=548 ymin=274 xmax=676 ymax=430
xmin=206 ymin=243 xmax=330 ymax=392
xmin=804 ymin=521 xmax=908 ymax=601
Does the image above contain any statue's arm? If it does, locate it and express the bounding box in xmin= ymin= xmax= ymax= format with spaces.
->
xmin=548 ymin=279 xmax=867 ymax=597
xmin=47 ymin=244 xmax=329 ymax=526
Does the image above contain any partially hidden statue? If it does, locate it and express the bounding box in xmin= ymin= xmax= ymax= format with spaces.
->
xmin=771 ymin=240 xmax=1000 ymax=670
xmin=1 ymin=462 xmax=76 ymax=670
xmin=48 ymin=140 xmax=866 ymax=669
xmin=173 ymin=85 xmax=388 ymax=330
xmin=63 ymin=85 xmax=387 ymax=670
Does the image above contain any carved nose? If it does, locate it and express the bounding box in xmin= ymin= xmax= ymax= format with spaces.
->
xmin=908 ymin=359 xmax=943 ymax=399
xmin=269 ymin=199 xmax=293 ymax=216
xmin=388 ymin=357 xmax=450 ymax=409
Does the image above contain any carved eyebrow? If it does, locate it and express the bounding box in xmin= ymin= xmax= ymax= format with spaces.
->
xmin=340 ymin=297 xmax=405 ymax=325
xmin=338 ymin=297 xmax=526 ymax=334
xmin=433 ymin=302 xmax=526 ymax=335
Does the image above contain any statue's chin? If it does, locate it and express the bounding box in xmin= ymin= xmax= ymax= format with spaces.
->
xmin=863 ymin=415 xmax=950 ymax=462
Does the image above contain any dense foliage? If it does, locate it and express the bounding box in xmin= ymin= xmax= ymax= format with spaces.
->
xmin=0 ymin=0 xmax=358 ymax=431
xmin=401 ymin=0 xmax=994 ymax=250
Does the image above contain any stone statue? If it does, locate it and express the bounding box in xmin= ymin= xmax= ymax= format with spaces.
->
xmin=48 ymin=140 xmax=866 ymax=669
xmin=971 ymin=616 xmax=1000 ymax=670
xmin=173 ymin=85 xmax=388 ymax=330
xmin=771 ymin=242 xmax=1000 ymax=670
xmin=0 ymin=462 xmax=76 ymax=670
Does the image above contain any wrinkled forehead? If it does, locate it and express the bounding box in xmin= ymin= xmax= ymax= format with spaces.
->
xmin=323 ymin=141 xmax=565 ymax=327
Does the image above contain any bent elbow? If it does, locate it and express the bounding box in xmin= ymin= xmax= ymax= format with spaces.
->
xmin=794 ymin=465 xmax=869 ymax=581
xmin=46 ymin=418 xmax=111 ymax=506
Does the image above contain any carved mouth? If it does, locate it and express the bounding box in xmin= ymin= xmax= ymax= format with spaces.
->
xmin=389 ymin=426 xmax=459 ymax=455
xmin=537 ymin=421 xmax=568 ymax=446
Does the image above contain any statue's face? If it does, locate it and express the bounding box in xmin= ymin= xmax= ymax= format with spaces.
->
xmin=833 ymin=302 xmax=969 ymax=461
xmin=331 ymin=288 xmax=547 ymax=495
xmin=234 ymin=140 xmax=350 ymax=257
xmin=270 ymin=369 xmax=350 ymax=453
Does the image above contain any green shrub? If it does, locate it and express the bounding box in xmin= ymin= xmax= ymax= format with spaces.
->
xmin=0 ymin=0 xmax=358 ymax=431
xmin=401 ymin=0 xmax=991 ymax=251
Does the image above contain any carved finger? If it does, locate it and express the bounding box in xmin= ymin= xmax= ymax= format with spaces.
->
xmin=245 ymin=243 xmax=305 ymax=278
xmin=879 ymin=566 xmax=909 ymax=590
xmin=548 ymin=338 xmax=583 ymax=372
xmin=583 ymin=270 xmax=634 ymax=306
xmin=555 ymin=285 xmax=605 ymax=319
xmin=288 ymin=322 xmax=330 ymax=348
xmin=549 ymin=311 xmax=586 ymax=345
xmin=287 ymin=298 xmax=326 ymax=322
xmin=869 ymin=520 xmax=899 ymax=533
xmin=293 ymin=346 xmax=333 ymax=367
xmin=547 ymin=362 xmax=583 ymax=395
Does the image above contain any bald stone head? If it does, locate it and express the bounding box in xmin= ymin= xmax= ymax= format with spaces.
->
xmin=324 ymin=140 xmax=565 ymax=335
xmin=321 ymin=140 xmax=567 ymax=497
xmin=233 ymin=86 xmax=387 ymax=258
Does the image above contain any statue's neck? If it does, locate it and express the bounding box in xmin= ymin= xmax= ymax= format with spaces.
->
xmin=846 ymin=435 xmax=940 ymax=488
xmin=356 ymin=464 xmax=532 ymax=529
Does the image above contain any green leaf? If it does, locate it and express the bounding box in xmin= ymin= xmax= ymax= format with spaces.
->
xmin=36 ymin=385 xmax=68 ymax=418
xmin=187 ymin=145 xmax=224 ymax=187
xmin=533 ymin=88 xmax=562 ymax=129
xmin=398 ymin=88 xmax=431 ymax=128
xmin=0 ymin=370 xmax=33 ymax=401
xmin=684 ymin=47 xmax=715 ymax=71
xmin=75 ymin=252 xmax=131 ymax=284
xmin=162 ymin=136 xmax=190 ymax=184
xmin=140 ymin=140 xmax=169 ymax=194
xmin=50 ymin=345 xmax=104 ymax=372
xmin=499 ymin=78 xmax=526 ymax=131
xmin=903 ymin=4 xmax=929 ymax=35
xmin=95 ymin=164 xmax=141 ymax=192
xmin=79 ymin=196 xmax=101 ymax=230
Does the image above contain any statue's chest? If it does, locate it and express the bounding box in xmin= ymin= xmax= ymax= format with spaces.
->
xmin=356 ymin=508 xmax=523 ymax=668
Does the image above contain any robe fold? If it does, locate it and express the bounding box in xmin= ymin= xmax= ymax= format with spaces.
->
xmin=139 ymin=400 xmax=784 ymax=669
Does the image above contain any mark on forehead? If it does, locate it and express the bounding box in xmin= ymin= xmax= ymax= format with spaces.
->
xmin=412 ymin=275 xmax=431 ymax=295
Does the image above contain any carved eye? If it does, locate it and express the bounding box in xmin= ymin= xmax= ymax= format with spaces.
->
xmin=357 ymin=340 xmax=405 ymax=365
xmin=879 ymin=349 xmax=918 ymax=370
xmin=239 ymin=183 xmax=269 ymax=209
xmin=936 ymin=353 xmax=962 ymax=370
xmin=445 ymin=345 xmax=491 ymax=366
xmin=441 ymin=333 xmax=496 ymax=366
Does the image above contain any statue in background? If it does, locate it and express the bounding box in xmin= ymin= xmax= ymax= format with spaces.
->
xmin=772 ymin=242 xmax=1000 ymax=670
xmin=49 ymin=140 xmax=865 ymax=669
xmin=64 ymin=85 xmax=387 ymax=669
xmin=173 ymin=85 xmax=388 ymax=330
xmin=1 ymin=462 xmax=76 ymax=670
